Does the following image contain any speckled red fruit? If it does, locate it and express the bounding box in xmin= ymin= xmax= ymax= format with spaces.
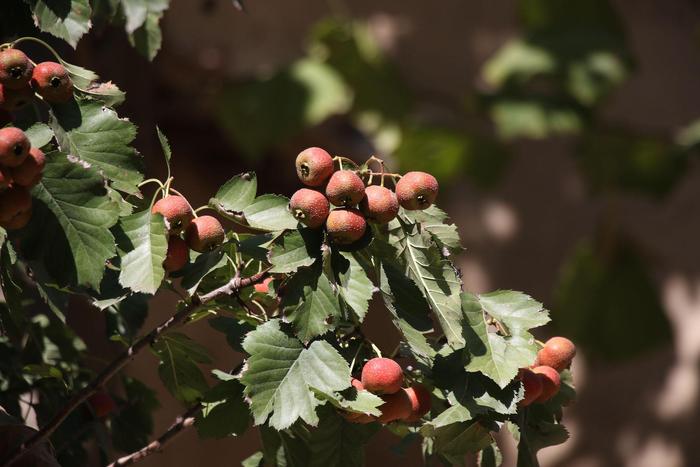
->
xmin=1 ymin=205 xmax=31 ymax=230
xmin=88 ymin=392 xmax=117 ymax=418
xmin=360 ymin=185 xmax=399 ymax=224
xmin=152 ymin=195 xmax=194 ymax=233
xmin=404 ymin=384 xmax=432 ymax=422
xmin=351 ymin=378 xmax=365 ymax=391
xmin=0 ymin=84 xmax=34 ymax=112
xmin=377 ymin=389 xmax=413 ymax=423
xmin=518 ymin=368 xmax=543 ymax=407
xmin=325 ymin=170 xmax=365 ymax=207
xmin=361 ymin=357 xmax=403 ymax=394
xmin=295 ymin=147 xmax=334 ymax=187
xmin=395 ymin=171 xmax=439 ymax=210
xmin=0 ymin=49 xmax=33 ymax=90
xmin=185 ymin=215 xmax=225 ymax=252
xmin=254 ymin=277 xmax=273 ymax=293
xmin=0 ymin=166 xmax=12 ymax=190
xmin=11 ymin=147 xmax=45 ymax=188
xmin=532 ymin=366 xmax=561 ymax=402
xmin=31 ymin=62 xmax=73 ymax=103
xmin=0 ymin=127 xmax=29 ymax=168
xmin=163 ymin=236 xmax=188 ymax=272
xmin=326 ymin=209 xmax=366 ymax=245
xmin=536 ymin=337 xmax=576 ymax=372
xmin=289 ymin=188 xmax=329 ymax=229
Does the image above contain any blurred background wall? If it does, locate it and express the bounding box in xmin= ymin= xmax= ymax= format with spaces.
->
xmin=59 ymin=0 xmax=700 ymax=465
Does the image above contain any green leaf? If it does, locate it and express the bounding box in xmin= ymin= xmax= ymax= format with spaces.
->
xmin=243 ymin=194 xmax=298 ymax=232
xmin=115 ymin=210 xmax=168 ymax=295
xmin=50 ymin=100 xmax=143 ymax=194
xmin=111 ymin=377 xmax=160 ymax=452
xmin=269 ymin=228 xmax=322 ymax=273
xmin=128 ymin=10 xmax=165 ymax=61
xmin=21 ymin=152 xmax=121 ymax=289
xmin=308 ymin=407 xmax=379 ymax=467
xmin=208 ymin=316 xmax=254 ymax=353
xmin=391 ymin=220 xmax=465 ymax=349
xmin=196 ymin=377 xmax=249 ymax=439
xmin=22 ymin=123 xmax=54 ymax=149
xmin=0 ymin=244 xmax=27 ymax=337
xmin=210 ymin=172 xmax=257 ymax=213
xmin=240 ymin=320 xmax=351 ymax=430
xmin=121 ymin=0 xmax=169 ymax=33
xmin=330 ymin=251 xmax=374 ymax=323
xmin=462 ymin=291 xmax=549 ymax=388
xmin=404 ymin=206 xmax=463 ymax=254
xmin=242 ymin=452 xmax=264 ymax=467
xmin=281 ymin=263 xmax=342 ymax=342
xmin=179 ymin=248 xmax=227 ymax=296
xmin=156 ymin=125 xmax=171 ymax=164
xmin=27 ymin=0 xmax=92 ymax=48
xmin=331 ymin=389 xmax=383 ymax=417
xmin=431 ymin=422 xmax=492 ymax=465
xmin=153 ymin=332 xmax=212 ymax=403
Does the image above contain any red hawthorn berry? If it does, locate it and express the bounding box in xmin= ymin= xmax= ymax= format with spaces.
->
xmin=536 ymin=337 xmax=576 ymax=372
xmin=359 ymin=185 xmax=399 ymax=224
xmin=361 ymin=357 xmax=403 ymax=394
xmin=325 ymin=170 xmax=365 ymax=207
xmin=185 ymin=215 xmax=225 ymax=252
xmin=377 ymin=389 xmax=413 ymax=424
xmin=88 ymin=392 xmax=117 ymax=418
xmin=31 ymin=62 xmax=73 ymax=104
xmin=395 ymin=171 xmax=439 ymax=210
xmin=254 ymin=277 xmax=273 ymax=294
xmin=0 ymin=185 xmax=31 ymax=224
xmin=152 ymin=195 xmax=194 ymax=233
xmin=518 ymin=368 xmax=543 ymax=407
xmin=11 ymin=147 xmax=45 ymax=188
xmin=404 ymin=384 xmax=432 ymax=422
xmin=289 ymin=188 xmax=330 ymax=229
xmin=0 ymin=127 xmax=30 ymax=168
xmin=325 ymin=208 xmax=367 ymax=245
xmin=0 ymin=48 xmax=33 ymax=90
xmin=295 ymin=147 xmax=334 ymax=187
xmin=163 ymin=236 xmax=189 ymax=272
xmin=531 ymin=366 xmax=561 ymax=402
xmin=0 ymin=83 xmax=34 ymax=112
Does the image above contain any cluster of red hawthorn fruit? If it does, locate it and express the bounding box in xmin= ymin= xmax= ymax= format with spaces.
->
xmin=345 ymin=357 xmax=431 ymax=424
xmin=291 ymin=147 xmax=439 ymax=244
xmin=0 ymin=47 xmax=74 ymax=116
xmin=151 ymin=194 xmax=226 ymax=273
xmin=518 ymin=336 xmax=576 ymax=406
xmin=0 ymin=47 xmax=74 ymax=230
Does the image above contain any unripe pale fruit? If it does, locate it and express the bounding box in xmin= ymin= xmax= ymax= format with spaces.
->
xmin=163 ymin=236 xmax=188 ymax=272
xmin=518 ymin=368 xmax=543 ymax=407
xmin=0 ymin=127 xmax=30 ymax=168
xmin=325 ymin=170 xmax=365 ymax=207
xmin=31 ymin=62 xmax=73 ymax=104
xmin=152 ymin=195 xmax=194 ymax=233
xmin=11 ymin=147 xmax=45 ymax=188
xmin=395 ymin=171 xmax=439 ymax=210
xmin=0 ymin=84 xmax=34 ymax=112
xmin=531 ymin=366 xmax=561 ymax=402
xmin=185 ymin=215 xmax=225 ymax=252
xmin=377 ymin=389 xmax=413 ymax=423
xmin=360 ymin=185 xmax=399 ymax=224
xmin=326 ymin=208 xmax=366 ymax=245
xmin=289 ymin=188 xmax=329 ymax=229
xmin=0 ymin=49 xmax=33 ymax=90
xmin=536 ymin=337 xmax=576 ymax=372
xmin=0 ymin=166 xmax=12 ymax=191
xmin=0 ymin=186 xmax=32 ymax=227
xmin=296 ymin=147 xmax=334 ymax=187
xmin=361 ymin=357 xmax=403 ymax=394
xmin=88 ymin=392 xmax=117 ymax=418
xmin=1 ymin=206 xmax=32 ymax=230
xmin=404 ymin=384 xmax=432 ymax=422
xmin=254 ymin=277 xmax=273 ymax=294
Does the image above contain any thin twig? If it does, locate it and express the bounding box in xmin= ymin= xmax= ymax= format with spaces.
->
xmin=106 ymin=404 xmax=202 ymax=467
xmin=1 ymin=269 xmax=270 ymax=467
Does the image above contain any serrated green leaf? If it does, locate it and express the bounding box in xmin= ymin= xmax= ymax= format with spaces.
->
xmin=210 ymin=172 xmax=257 ymax=213
xmin=331 ymin=251 xmax=374 ymax=322
xmin=155 ymin=125 xmax=171 ymax=164
xmin=463 ymin=291 xmax=549 ymax=388
xmin=50 ymin=100 xmax=143 ymax=194
xmin=121 ymin=0 xmax=169 ymax=33
xmin=180 ymin=248 xmax=227 ymax=296
xmin=208 ymin=316 xmax=254 ymax=353
xmin=115 ymin=210 xmax=167 ymax=294
xmin=241 ymin=320 xmax=351 ymax=430
xmin=404 ymin=206 xmax=463 ymax=253
xmin=111 ymin=377 xmax=160 ymax=452
xmin=27 ymin=0 xmax=92 ymax=48
xmin=392 ymin=220 xmax=465 ymax=349
xmin=153 ymin=332 xmax=212 ymax=403
xmin=431 ymin=421 xmax=492 ymax=465
xmin=281 ymin=263 xmax=342 ymax=342
xmin=269 ymin=228 xmax=322 ymax=273
xmin=329 ymin=388 xmax=383 ymax=417
xmin=128 ymin=10 xmax=164 ymax=61
xmin=60 ymin=61 xmax=98 ymax=88
xmin=243 ymin=194 xmax=298 ymax=232
xmin=196 ymin=378 xmax=249 ymax=439
xmin=308 ymin=407 xmax=379 ymax=467
xmin=22 ymin=152 xmax=120 ymax=289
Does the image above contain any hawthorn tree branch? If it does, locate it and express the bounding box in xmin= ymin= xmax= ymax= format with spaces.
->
xmin=106 ymin=403 xmax=203 ymax=467
xmin=1 ymin=269 xmax=270 ymax=467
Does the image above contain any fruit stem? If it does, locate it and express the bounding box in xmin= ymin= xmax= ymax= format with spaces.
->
xmin=138 ymin=178 xmax=165 ymax=190
xmin=333 ymin=156 xmax=359 ymax=170
xmin=11 ymin=37 xmax=63 ymax=63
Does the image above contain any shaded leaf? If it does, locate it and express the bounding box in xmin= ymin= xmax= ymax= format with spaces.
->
xmin=27 ymin=0 xmax=92 ymax=47
xmin=153 ymin=332 xmax=212 ymax=403
xmin=210 ymin=172 xmax=257 ymax=214
xmin=115 ymin=209 xmax=168 ymax=294
xmin=269 ymin=228 xmax=322 ymax=273
xmin=243 ymin=194 xmax=297 ymax=232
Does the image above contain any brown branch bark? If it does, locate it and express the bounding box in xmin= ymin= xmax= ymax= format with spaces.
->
xmin=106 ymin=403 xmax=203 ymax=467
xmin=1 ymin=269 xmax=269 ymax=467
